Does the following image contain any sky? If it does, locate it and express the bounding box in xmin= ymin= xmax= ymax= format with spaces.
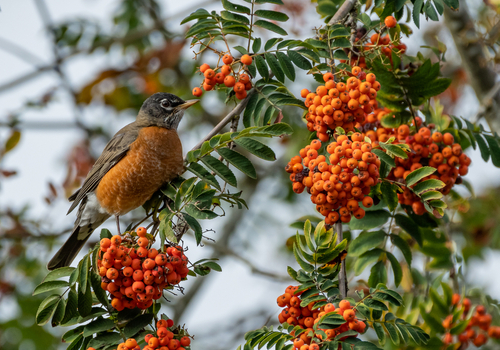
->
xmin=1 ymin=0 xmax=500 ymax=348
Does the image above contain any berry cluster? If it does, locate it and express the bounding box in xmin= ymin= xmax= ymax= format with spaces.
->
xmin=86 ymin=318 xmax=191 ymax=350
xmin=97 ymin=227 xmax=189 ymax=311
xmin=301 ymin=67 xmax=381 ymax=141
xmin=442 ymin=295 xmax=500 ymax=348
xmin=277 ymin=285 xmax=366 ymax=349
xmin=192 ymin=54 xmax=253 ymax=99
xmin=390 ymin=127 xmax=470 ymax=214
xmin=286 ymin=133 xmax=379 ymax=224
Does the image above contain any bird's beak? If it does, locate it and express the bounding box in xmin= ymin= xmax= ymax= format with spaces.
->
xmin=177 ymin=100 xmax=199 ymax=110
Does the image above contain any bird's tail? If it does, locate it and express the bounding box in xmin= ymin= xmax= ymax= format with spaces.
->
xmin=47 ymin=225 xmax=96 ymax=270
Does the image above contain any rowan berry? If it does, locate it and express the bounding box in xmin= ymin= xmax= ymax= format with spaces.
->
xmin=224 ymin=75 xmax=236 ymax=87
xmin=240 ymin=54 xmax=252 ymax=65
xmin=222 ymin=54 xmax=233 ymax=64
xmin=199 ymin=63 xmax=210 ymax=73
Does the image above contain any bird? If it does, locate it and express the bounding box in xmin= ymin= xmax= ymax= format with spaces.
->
xmin=47 ymin=92 xmax=198 ymax=270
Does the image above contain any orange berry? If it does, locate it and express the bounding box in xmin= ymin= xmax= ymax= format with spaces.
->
xmin=199 ymin=63 xmax=210 ymax=73
xmin=222 ymin=54 xmax=233 ymax=64
xmin=323 ymin=72 xmax=334 ymax=82
xmin=192 ymin=87 xmax=202 ymax=97
xmin=384 ymin=16 xmax=397 ymax=28
xmin=224 ymin=75 xmax=236 ymax=87
xmin=204 ymin=69 xmax=215 ymax=79
xmin=241 ymin=54 xmax=252 ymax=65
xmin=138 ymin=236 xmax=149 ymax=248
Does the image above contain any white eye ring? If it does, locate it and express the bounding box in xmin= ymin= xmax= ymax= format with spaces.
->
xmin=161 ymin=99 xmax=170 ymax=108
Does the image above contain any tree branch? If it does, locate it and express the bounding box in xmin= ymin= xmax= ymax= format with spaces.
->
xmin=188 ymin=90 xmax=256 ymax=153
xmin=328 ymin=0 xmax=358 ymax=25
xmin=444 ymin=0 xmax=500 ymax=131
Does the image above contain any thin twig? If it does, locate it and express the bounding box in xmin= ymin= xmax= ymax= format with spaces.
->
xmin=187 ymin=90 xmax=256 ymax=154
xmin=327 ymin=0 xmax=358 ymax=26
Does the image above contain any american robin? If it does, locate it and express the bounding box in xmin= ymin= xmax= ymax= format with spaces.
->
xmin=47 ymin=92 xmax=197 ymax=270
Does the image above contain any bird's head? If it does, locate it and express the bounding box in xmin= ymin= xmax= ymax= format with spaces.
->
xmin=138 ymin=92 xmax=198 ymax=130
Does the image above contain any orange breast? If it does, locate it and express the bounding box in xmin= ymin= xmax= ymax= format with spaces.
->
xmin=96 ymin=127 xmax=183 ymax=216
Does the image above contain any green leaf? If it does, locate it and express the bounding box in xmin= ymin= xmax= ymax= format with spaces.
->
xmin=187 ymin=163 xmax=221 ymax=190
xmin=276 ymin=52 xmax=295 ymax=81
xmin=390 ymin=235 xmax=412 ymax=266
xmin=33 ymin=280 xmax=69 ymax=296
xmin=412 ymin=179 xmax=445 ymax=195
xmin=381 ymin=182 xmax=399 ymax=212
xmin=395 ymin=214 xmax=422 ymax=245
xmin=484 ymin=134 xmax=500 ymax=167
xmin=181 ymin=8 xmax=211 ymax=24
xmin=425 ymin=1 xmax=439 ymax=21
xmin=262 ymin=105 xmax=275 ymax=125
xmin=264 ymin=38 xmax=283 ymax=51
xmin=354 ymin=249 xmax=384 ymax=275
xmin=78 ymin=280 xmax=92 ymax=317
xmin=182 ymin=212 xmax=203 ymax=245
xmin=124 ymin=313 xmax=154 ymax=338
xmin=83 ymin=318 xmax=116 ymax=337
xmin=234 ymin=138 xmax=276 ymax=161
xmin=372 ymin=149 xmax=395 ymax=168
xmin=221 ymin=0 xmax=251 ymax=14
xmin=200 ymin=155 xmax=237 ymax=187
xmin=254 ymin=20 xmax=288 ymax=35
xmin=386 ymin=252 xmax=402 ymax=287
xmin=221 ymin=11 xmax=250 ymax=24
xmin=185 ymin=204 xmax=218 ymax=220
xmin=217 ymin=148 xmax=257 ymax=179
xmin=413 ymin=0 xmax=424 ymax=28
xmin=62 ymin=289 xmax=78 ymax=324
xmin=293 ymin=244 xmax=314 ymax=273
xmin=243 ymin=93 xmax=260 ymax=127
xmin=252 ymin=38 xmax=262 ymax=53
xmin=368 ymin=261 xmax=388 ymax=288
xmin=253 ymin=98 xmax=267 ymax=125
xmin=44 ymin=267 xmax=76 ymax=282
xmin=36 ymin=294 xmax=60 ymax=326
xmin=349 ymin=210 xmax=391 ymax=230
xmin=373 ymin=322 xmax=386 ymax=346
xmin=405 ymin=167 xmax=437 ymax=187
xmin=265 ymin=53 xmax=285 ymax=83
xmin=421 ymin=191 xmax=443 ymax=201
xmin=287 ymin=50 xmax=312 ymax=70
xmin=255 ymin=56 xmax=270 ymax=81
xmin=51 ymin=298 xmax=66 ymax=326
xmin=474 ymin=133 xmax=490 ymax=162
xmin=79 ymin=254 xmax=90 ymax=292
xmin=4 ymin=130 xmax=21 ymax=153
xmin=90 ymin=272 xmax=108 ymax=307
xmin=380 ymin=143 xmax=408 ymax=159
xmin=349 ymin=230 xmax=386 ymax=256
xmin=254 ymin=9 xmax=289 ymax=21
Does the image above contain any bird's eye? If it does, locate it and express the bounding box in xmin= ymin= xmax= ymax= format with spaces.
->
xmin=161 ymin=99 xmax=170 ymax=108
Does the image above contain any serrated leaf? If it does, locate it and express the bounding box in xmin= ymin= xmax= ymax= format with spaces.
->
xmin=373 ymin=322 xmax=386 ymax=345
xmin=78 ymin=280 xmax=92 ymax=317
xmin=412 ymin=179 xmax=445 ymax=195
xmin=484 ymin=134 xmax=500 ymax=167
xmin=372 ymin=149 xmax=395 ymax=168
xmin=287 ymin=50 xmax=312 ymax=70
xmin=90 ymin=272 xmax=108 ymax=307
xmin=254 ymin=20 xmax=287 ymax=35
xmin=83 ymin=318 xmax=115 ymax=337
xmin=255 ymin=56 xmax=269 ymax=81
xmin=62 ymin=289 xmax=78 ymax=324
xmin=265 ymin=53 xmax=285 ymax=83
xmin=36 ymin=294 xmax=60 ymax=326
xmin=474 ymin=133 xmax=490 ymax=162
xmin=349 ymin=230 xmax=386 ymax=256
xmin=349 ymin=210 xmax=391 ymax=230
xmin=181 ymin=8 xmax=211 ymax=24
xmin=221 ymin=0 xmax=250 ymax=14
xmin=254 ymin=9 xmax=288 ymax=21
xmin=51 ymin=298 xmax=66 ymax=327
xmin=33 ymin=280 xmax=69 ymax=295
xmin=413 ymin=0 xmax=424 ymax=28
xmin=405 ymin=166 xmax=437 ymax=187
xmin=124 ymin=313 xmax=154 ymax=338
xmin=354 ymin=249 xmax=384 ymax=275
xmin=276 ymin=52 xmax=295 ymax=81
xmin=200 ymin=155 xmax=237 ymax=187
xmin=233 ymin=138 xmax=276 ymax=161
xmin=243 ymin=93 xmax=260 ymax=127
xmin=390 ymin=235 xmax=412 ymax=266
xmin=381 ymin=181 xmax=399 ymax=211
xmin=386 ymin=252 xmax=402 ymax=287
xmin=182 ymin=212 xmax=203 ymax=245
xmin=368 ymin=261 xmax=388 ymax=288
xmin=217 ymin=148 xmax=257 ymax=179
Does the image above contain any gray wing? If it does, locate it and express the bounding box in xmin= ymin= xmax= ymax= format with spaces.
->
xmin=67 ymin=122 xmax=141 ymax=214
